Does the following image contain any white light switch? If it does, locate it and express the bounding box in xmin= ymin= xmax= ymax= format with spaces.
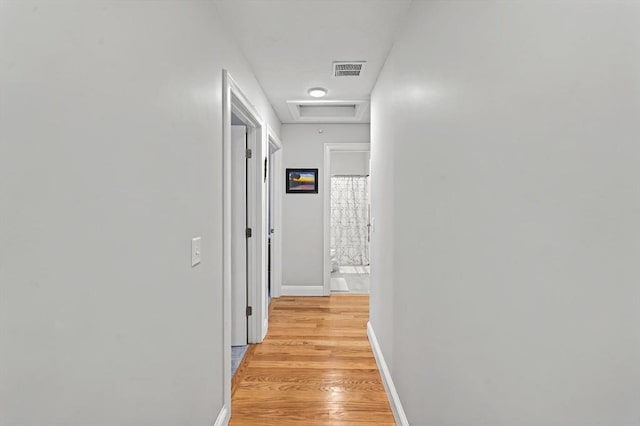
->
xmin=191 ymin=237 xmax=201 ymax=267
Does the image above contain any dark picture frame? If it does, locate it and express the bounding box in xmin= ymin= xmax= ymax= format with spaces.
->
xmin=286 ymin=168 xmax=319 ymax=194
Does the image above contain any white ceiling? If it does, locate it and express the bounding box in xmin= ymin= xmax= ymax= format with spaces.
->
xmin=214 ymin=0 xmax=411 ymax=124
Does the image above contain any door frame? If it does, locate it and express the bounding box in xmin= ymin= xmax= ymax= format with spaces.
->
xmin=267 ymin=125 xmax=283 ymax=300
xmin=322 ymin=143 xmax=371 ymax=295
xmin=222 ymin=70 xmax=270 ymax=411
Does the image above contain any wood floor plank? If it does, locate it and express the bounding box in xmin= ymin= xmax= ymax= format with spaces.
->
xmin=230 ymin=295 xmax=394 ymax=425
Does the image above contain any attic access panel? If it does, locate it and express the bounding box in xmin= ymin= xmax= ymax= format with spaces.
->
xmin=286 ymin=100 xmax=369 ymax=122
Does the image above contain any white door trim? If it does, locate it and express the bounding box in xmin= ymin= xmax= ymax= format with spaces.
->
xmin=323 ymin=142 xmax=371 ymax=296
xmin=222 ymin=70 xmax=269 ymax=411
xmin=267 ymin=125 xmax=283 ymax=301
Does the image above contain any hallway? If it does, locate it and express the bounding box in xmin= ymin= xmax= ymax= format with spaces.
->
xmin=3 ymin=2 xmax=640 ymax=425
xmin=230 ymin=295 xmax=394 ymax=425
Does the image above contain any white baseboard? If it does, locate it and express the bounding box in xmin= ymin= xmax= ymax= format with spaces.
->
xmin=281 ymin=285 xmax=324 ymax=296
xmin=367 ymin=322 xmax=409 ymax=426
xmin=214 ymin=404 xmax=229 ymax=426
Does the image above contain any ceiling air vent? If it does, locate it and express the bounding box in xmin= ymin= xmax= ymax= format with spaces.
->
xmin=333 ymin=61 xmax=366 ymax=77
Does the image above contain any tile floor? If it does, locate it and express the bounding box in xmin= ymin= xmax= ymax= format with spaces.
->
xmin=231 ymin=345 xmax=249 ymax=376
xmin=331 ymin=265 xmax=370 ymax=293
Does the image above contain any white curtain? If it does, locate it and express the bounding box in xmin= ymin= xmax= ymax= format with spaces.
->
xmin=330 ymin=176 xmax=369 ymax=266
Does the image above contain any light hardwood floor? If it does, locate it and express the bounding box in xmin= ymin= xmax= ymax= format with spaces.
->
xmin=230 ymin=294 xmax=395 ymax=426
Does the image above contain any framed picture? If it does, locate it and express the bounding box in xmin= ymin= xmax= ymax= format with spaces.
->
xmin=286 ymin=168 xmax=318 ymax=194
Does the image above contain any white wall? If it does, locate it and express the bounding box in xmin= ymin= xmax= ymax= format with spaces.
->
xmin=281 ymin=124 xmax=369 ymax=289
xmin=330 ymin=151 xmax=370 ymax=176
xmin=370 ymin=2 xmax=640 ymax=425
xmin=0 ymin=2 xmax=279 ymax=425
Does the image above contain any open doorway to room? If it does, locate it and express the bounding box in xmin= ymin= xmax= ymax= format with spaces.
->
xmin=222 ymin=70 xmax=275 ymax=418
xmin=323 ymin=143 xmax=371 ymax=295
xmin=330 ymin=173 xmax=370 ymax=293
xmin=229 ymin=116 xmax=249 ymax=375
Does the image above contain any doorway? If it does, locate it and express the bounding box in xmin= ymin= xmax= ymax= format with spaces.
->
xmin=322 ymin=143 xmax=371 ymax=296
xmin=230 ymin=121 xmax=249 ymax=374
xmin=330 ymin=171 xmax=370 ymax=293
xmin=222 ymin=70 xmax=274 ymax=416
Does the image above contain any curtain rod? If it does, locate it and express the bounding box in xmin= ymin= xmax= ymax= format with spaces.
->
xmin=331 ymin=174 xmax=370 ymax=177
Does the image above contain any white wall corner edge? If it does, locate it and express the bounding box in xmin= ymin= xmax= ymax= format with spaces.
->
xmin=367 ymin=321 xmax=409 ymax=426
xmin=281 ymin=285 xmax=325 ymax=296
xmin=214 ymin=404 xmax=230 ymax=426
xmin=262 ymin=318 xmax=269 ymax=341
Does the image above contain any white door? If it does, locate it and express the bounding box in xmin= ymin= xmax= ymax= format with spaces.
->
xmin=231 ymin=125 xmax=247 ymax=346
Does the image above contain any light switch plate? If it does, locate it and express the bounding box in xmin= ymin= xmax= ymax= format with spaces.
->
xmin=191 ymin=237 xmax=201 ymax=267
